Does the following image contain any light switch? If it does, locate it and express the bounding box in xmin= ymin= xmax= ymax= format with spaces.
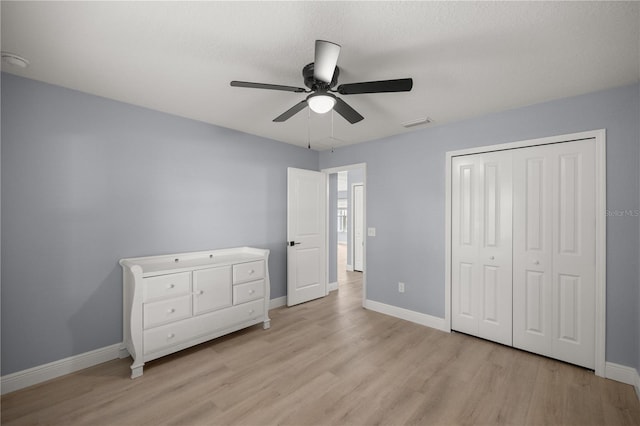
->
xmin=367 ymin=227 xmax=376 ymax=237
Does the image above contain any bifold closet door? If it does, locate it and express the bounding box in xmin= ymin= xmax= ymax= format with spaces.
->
xmin=513 ymin=139 xmax=596 ymax=369
xmin=451 ymin=151 xmax=513 ymax=346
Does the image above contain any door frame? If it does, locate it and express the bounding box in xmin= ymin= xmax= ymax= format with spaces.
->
xmin=321 ymin=163 xmax=367 ymax=306
xmin=444 ymin=129 xmax=606 ymax=377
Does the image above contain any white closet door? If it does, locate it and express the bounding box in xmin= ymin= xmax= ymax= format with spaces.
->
xmin=452 ymin=151 xmax=513 ymax=345
xmin=513 ymin=139 xmax=596 ymax=369
xmin=513 ymin=146 xmax=554 ymax=356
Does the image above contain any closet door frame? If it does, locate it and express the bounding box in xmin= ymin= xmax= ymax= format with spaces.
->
xmin=444 ymin=129 xmax=606 ymax=377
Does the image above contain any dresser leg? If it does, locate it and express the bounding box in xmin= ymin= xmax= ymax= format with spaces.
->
xmin=263 ymin=319 xmax=271 ymax=330
xmin=130 ymin=363 xmax=144 ymax=379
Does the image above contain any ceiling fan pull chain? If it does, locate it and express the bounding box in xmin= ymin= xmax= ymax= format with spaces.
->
xmin=331 ymin=110 xmax=335 ymax=153
xmin=307 ymin=108 xmax=311 ymax=150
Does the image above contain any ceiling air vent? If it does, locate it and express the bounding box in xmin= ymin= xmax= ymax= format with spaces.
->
xmin=402 ymin=117 xmax=432 ymax=128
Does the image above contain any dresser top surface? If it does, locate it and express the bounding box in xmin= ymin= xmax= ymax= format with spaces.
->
xmin=120 ymin=247 xmax=268 ymax=277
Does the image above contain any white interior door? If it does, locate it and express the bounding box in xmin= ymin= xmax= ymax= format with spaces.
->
xmin=287 ymin=167 xmax=327 ymax=307
xmin=353 ymin=184 xmax=364 ymax=272
xmin=451 ymin=151 xmax=513 ymax=346
xmin=513 ymin=140 xmax=596 ymax=369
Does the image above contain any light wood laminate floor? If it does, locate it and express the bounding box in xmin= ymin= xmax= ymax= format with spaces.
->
xmin=2 ymin=258 xmax=639 ymax=425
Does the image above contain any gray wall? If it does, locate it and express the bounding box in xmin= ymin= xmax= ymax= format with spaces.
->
xmin=1 ymin=73 xmax=318 ymax=375
xmin=2 ymin=72 xmax=639 ymax=376
xmin=320 ymin=83 xmax=640 ymax=369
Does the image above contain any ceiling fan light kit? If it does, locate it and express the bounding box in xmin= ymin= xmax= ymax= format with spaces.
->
xmin=307 ymin=92 xmax=336 ymax=114
xmin=230 ymin=40 xmax=413 ymax=124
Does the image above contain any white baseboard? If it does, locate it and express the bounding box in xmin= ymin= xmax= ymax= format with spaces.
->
xmin=328 ymin=281 xmax=338 ymax=292
xmin=605 ymin=362 xmax=640 ymax=401
xmin=364 ymin=299 xmax=448 ymax=332
xmin=269 ymin=296 xmax=287 ymax=310
xmin=2 ymin=297 xmax=287 ymax=395
xmin=0 ymin=343 xmax=123 ymax=395
xmin=346 ymin=264 xmax=354 ymax=272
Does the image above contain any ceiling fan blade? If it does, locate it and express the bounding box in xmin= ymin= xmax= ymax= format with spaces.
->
xmin=314 ymin=40 xmax=341 ymax=83
xmin=337 ymin=78 xmax=413 ymax=95
xmin=273 ymin=100 xmax=308 ymax=122
xmin=333 ymin=98 xmax=364 ymax=124
xmin=231 ymin=81 xmax=306 ymax=93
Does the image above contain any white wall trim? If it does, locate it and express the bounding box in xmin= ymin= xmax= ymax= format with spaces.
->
xmin=605 ymin=362 xmax=640 ymax=401
xmin=328 ymin=281 xmax=338 ymax=292
xmin=2 ymin=295 xmax=287 ymax=395
xmin=346 ymin=264 xmax=354 ymax=272
xmin=269 ymin=296 xmax=287 ymax=310
xmin=0 ymin=343 xmax=122 ymax=395
xmin=364 ymin=299 xmax=448 ymax=332
xmin=444 ymin=129 xmax=606 ymax=376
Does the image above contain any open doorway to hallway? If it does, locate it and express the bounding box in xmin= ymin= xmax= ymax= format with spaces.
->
xmin=328 ymin=167 xmax=365 ymax=298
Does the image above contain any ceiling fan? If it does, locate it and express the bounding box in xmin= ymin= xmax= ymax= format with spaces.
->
xmin=230 ymin=40 xmax=413 ymax=124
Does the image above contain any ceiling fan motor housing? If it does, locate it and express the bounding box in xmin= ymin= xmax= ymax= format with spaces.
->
xmin=303 ymin=63 xmax=339 ymax=91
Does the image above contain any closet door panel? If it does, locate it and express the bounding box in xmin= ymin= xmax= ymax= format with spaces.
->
xmin=551 ymin=141 xmax=595 ymax=369
xmin=452 ymin=152 xmax=512 ymax=345
xmin=452 ymin=158 xmax=480 ymax=335
xmin=514 ymin=139 xmax=596 ymax=369
xmin=513 ymin=151 xmax=553 ymax=356
xmin=477 ymin=154 xmax=512 ymax=345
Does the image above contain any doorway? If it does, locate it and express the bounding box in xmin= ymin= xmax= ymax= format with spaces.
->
xmin=322 ymin=163 xmax=366 ymax=305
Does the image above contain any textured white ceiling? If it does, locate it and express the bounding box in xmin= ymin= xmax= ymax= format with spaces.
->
xmin=2 ymin=1 xmax=639 ymax=150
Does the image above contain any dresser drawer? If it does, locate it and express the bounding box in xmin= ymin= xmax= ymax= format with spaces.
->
xmin=143 ymin=319 xmax=197 ymax=355
xmin=233 ymin=280 xmax=265 ymax=305
xmin=143 ymin=272 xmax=191 ymax=302
xmin=233 ymin=260 xmax=264 ymax=284
xmin=144 ymin=295 xmax=192 ymax=329
xmin=143 ymin=299 xmax=265 ymax=355
xmin=199 ymin=298 xmax=265 ymax=330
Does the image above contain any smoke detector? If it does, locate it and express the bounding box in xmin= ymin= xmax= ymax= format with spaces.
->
xmin=1 ymin=52 xmax=29 ymax=68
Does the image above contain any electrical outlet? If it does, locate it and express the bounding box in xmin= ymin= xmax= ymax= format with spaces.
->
xmin=398 ymin=282 xmax=405 ymax=293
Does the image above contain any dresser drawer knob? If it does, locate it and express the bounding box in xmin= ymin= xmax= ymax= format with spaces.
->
xmin=167 ymin=308 xmax=176 ymax=313
xmin=248 ymin=269 xmax=255 ymax=275
xmin=167 ymin=333 xmax=175 ymax=339
xmin=248 ymin=309 xmax=254 ymax=315
xmin=197 ymin=290 xmax=204 ymax=295
xmin=249 ymin=289 xmax=255 ymax=294
xmin=167 ymin=284 xmax=175 ymax=289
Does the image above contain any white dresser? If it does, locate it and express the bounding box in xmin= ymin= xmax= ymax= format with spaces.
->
xmin=119 ymin=247 xmax=270 ymax=378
